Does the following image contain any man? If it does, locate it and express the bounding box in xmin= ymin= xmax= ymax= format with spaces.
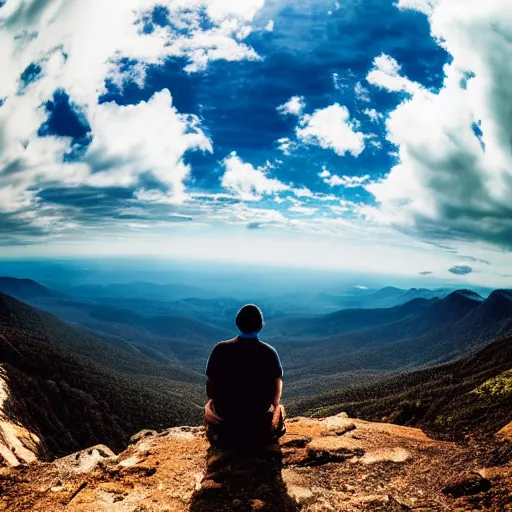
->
xmin=205 ymin=304 xmax=285 ymax=447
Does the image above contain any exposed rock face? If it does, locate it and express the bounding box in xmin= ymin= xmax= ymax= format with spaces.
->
xmin=498 ymin=422 xmax=512 ymax=442
xmin=0 ymin=367 xmax=39 ymax=467
xmin=0 ymin=413 xmax=510 ymax=511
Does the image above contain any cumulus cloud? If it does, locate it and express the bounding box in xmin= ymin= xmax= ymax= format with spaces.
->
xmin=221 ymin=153 xmax=290 ymax=201
xmin=448 ymin=265 xmax=473 ymax=276
xmin=277 ymin=96 xmax=306 ymax=116
xmin=319 ymin=168 xmax=371 ymax=188
xmin=366 ymin=54 xmax=421 ymax=94
xmin=366 ymin=0 xmax=512 ymax=250
xmin=296 ymin=104 xmax=366 ymax=157
xmin=0 ymin=0 xmax=264 ymax=230
xmin=88 ymin=90 xmax=212 ymax=201
xmin=0 ymin=0 xmax=263 ymax=102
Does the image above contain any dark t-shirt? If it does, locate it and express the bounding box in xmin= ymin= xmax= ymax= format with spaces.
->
xmin=206 ymin=337 xmax=283 ymax=420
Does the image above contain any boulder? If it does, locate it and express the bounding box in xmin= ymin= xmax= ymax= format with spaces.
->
xmin=442 ymin=472 xmax=492 ymax=497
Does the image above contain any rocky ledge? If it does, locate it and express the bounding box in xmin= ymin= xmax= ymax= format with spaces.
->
xmin=0 ymin=413 xmax=511 ymax=511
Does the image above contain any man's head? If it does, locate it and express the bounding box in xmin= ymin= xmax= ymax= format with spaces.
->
xmin=235 ymin=304 xmax=264 ymax=334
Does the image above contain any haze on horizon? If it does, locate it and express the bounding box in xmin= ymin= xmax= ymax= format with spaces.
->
xmin=1 ymin=0 xmax=512 ymax=288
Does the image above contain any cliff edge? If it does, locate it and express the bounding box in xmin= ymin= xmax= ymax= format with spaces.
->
xmin=1 ymin=413 xmax=511 ymax=511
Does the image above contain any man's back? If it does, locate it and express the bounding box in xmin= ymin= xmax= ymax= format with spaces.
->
xmin=206 ymin=336 xmax=283 ymax=420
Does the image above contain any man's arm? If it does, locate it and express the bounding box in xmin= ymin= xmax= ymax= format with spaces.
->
xmin=206 ymin=376 xmax=214 ymax=400
xmin=273 ymin=377 xmax=283 ymax=406
xmin=205 ymin=344 xmax=220 ymax=401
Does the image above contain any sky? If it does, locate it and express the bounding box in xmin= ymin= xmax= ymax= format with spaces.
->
xmin=1 ymin=0 xmax=512 ymax=286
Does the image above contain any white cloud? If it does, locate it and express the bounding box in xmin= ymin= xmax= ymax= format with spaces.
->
xmin=288 ymin=204 xmax=318 ymax=215
xmin=367 ymin=0 xmax=512 ymax=249
xmin=296 ymin=104 xmax=366 ymax=157
xmin=328 ymin=201 xmax=355 ymax=215
xmin=293 ymin=187 xmax=314 ymax=198
xmin=354 ymin=81 xmax=371 ymax=102
xmin=319 ymin=168 xmax=371 ymax=188
xmin=207 ymin=201 xmax=289 ymax=227
xmin=87 ymin=89 xmax=212 ymax=202
xmin=0 ymin=0 xmax=263 ymax=104
xmin=221 ymin=153 xmax=290 ymax=201
xmin=363 ymin=108 xmax=383 ymax=123
xmin=396 ymin=0 xmax=438 ymax=14
xmin=277 ymin=95 xmax=306 ymax=116
xmin=366 ymin=54 xmax=421 ymax=94
xmin=276 ymin=137 xmax=299 ymax=156
xmin=276 ymin=99 xmax=368 ymax=159
xmin=0 ymin=0 xmax=264 ymax=217
xmin=265 ymin=19 xmax=275 ymax=32
xmin=332 ymin=72 xmax=346 ymax=91
xmin=0 ymin=88 xmax=212 ymax=212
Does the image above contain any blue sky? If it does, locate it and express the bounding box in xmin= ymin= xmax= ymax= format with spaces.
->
xmin=1 ymin=0 xmax=511 ymax=286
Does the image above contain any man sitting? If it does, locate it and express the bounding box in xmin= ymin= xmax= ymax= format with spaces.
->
xmin=205 ymin=304 xmax=285 ymax=448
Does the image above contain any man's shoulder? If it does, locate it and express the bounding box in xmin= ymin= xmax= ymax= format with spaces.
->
xmin=258 ymin=340 xmax=279 ymax=356
xmin=213 ymin=337 xmax=238 ymax=349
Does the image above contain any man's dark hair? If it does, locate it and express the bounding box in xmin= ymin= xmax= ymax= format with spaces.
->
xmin=235 ymin=304 xmax=264 ymax=334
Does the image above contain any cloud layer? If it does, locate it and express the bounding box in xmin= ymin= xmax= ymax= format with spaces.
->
xmin=0 ymin=0 xmax=264 ymax=237
xmin=1 ymin=0 xmax=511 ymax=282
xmin=366 ymin=0 xmax=512 ymax=250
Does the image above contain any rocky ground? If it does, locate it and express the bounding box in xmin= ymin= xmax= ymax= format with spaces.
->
xmin=0 ymin=413 xmax=511 ymax=511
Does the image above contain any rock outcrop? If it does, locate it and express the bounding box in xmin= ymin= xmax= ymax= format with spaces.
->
xmin=0 ymin=367 xmax=39 ymax=466
xmin=498 ymin=422 xmax=512 ymax=442
xmin=0 ymin=413 xmax=511 ymax=511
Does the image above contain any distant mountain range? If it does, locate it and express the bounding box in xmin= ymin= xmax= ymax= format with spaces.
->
xmin=316 ymin=285 xmax=455 ymax=310
xmin=273 ymin=289 xmax=512 ymax=397
xmin=1 ymin=276 xmax=511 ymax=456
xmin=64 ymin=281 xmax=214 ymax=301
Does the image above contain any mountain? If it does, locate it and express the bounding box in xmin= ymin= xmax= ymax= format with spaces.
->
xmin=277 ymin=290 xmax=509 ymax=398
xmin=68 ymin=281 xmax=213 ymax=301
xmin=87 ymin=305 xmax=231 ymax=342
xmin=1 ymin=414 xmax=510 ymax=511
xmin=266 ymin=297 xmax=436 ymax=337
xmin=317 ymin=286 xmax=452 ymax=311
xmin=0 ymin=292 xmax=204 ymax=459
xmin=0 ymin=277 xmax=55 ymax=301
xmin=292 ymin=333 xmax=512 ymax=440
xmin=2 ymin=279 xmax=511 ymax=447
xmin=0 ymin=278 xmax=233 ymax=372
xmin=268 ymin=289 xmax=483 ymax=339
xmin=1 ymin=283 xmax=511 ymax=510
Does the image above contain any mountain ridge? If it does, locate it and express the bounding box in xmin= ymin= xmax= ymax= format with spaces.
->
xmin=291 ymin=333 xmax=512 ymax=440
xmin=0 ymin=292 xmax=203 ymax=461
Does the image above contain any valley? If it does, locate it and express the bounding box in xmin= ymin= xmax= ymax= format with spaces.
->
xmin=0 ymin=274 xmax=511 ymax=511
xmin=0 ymin=275 xmax=511 ymax=452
